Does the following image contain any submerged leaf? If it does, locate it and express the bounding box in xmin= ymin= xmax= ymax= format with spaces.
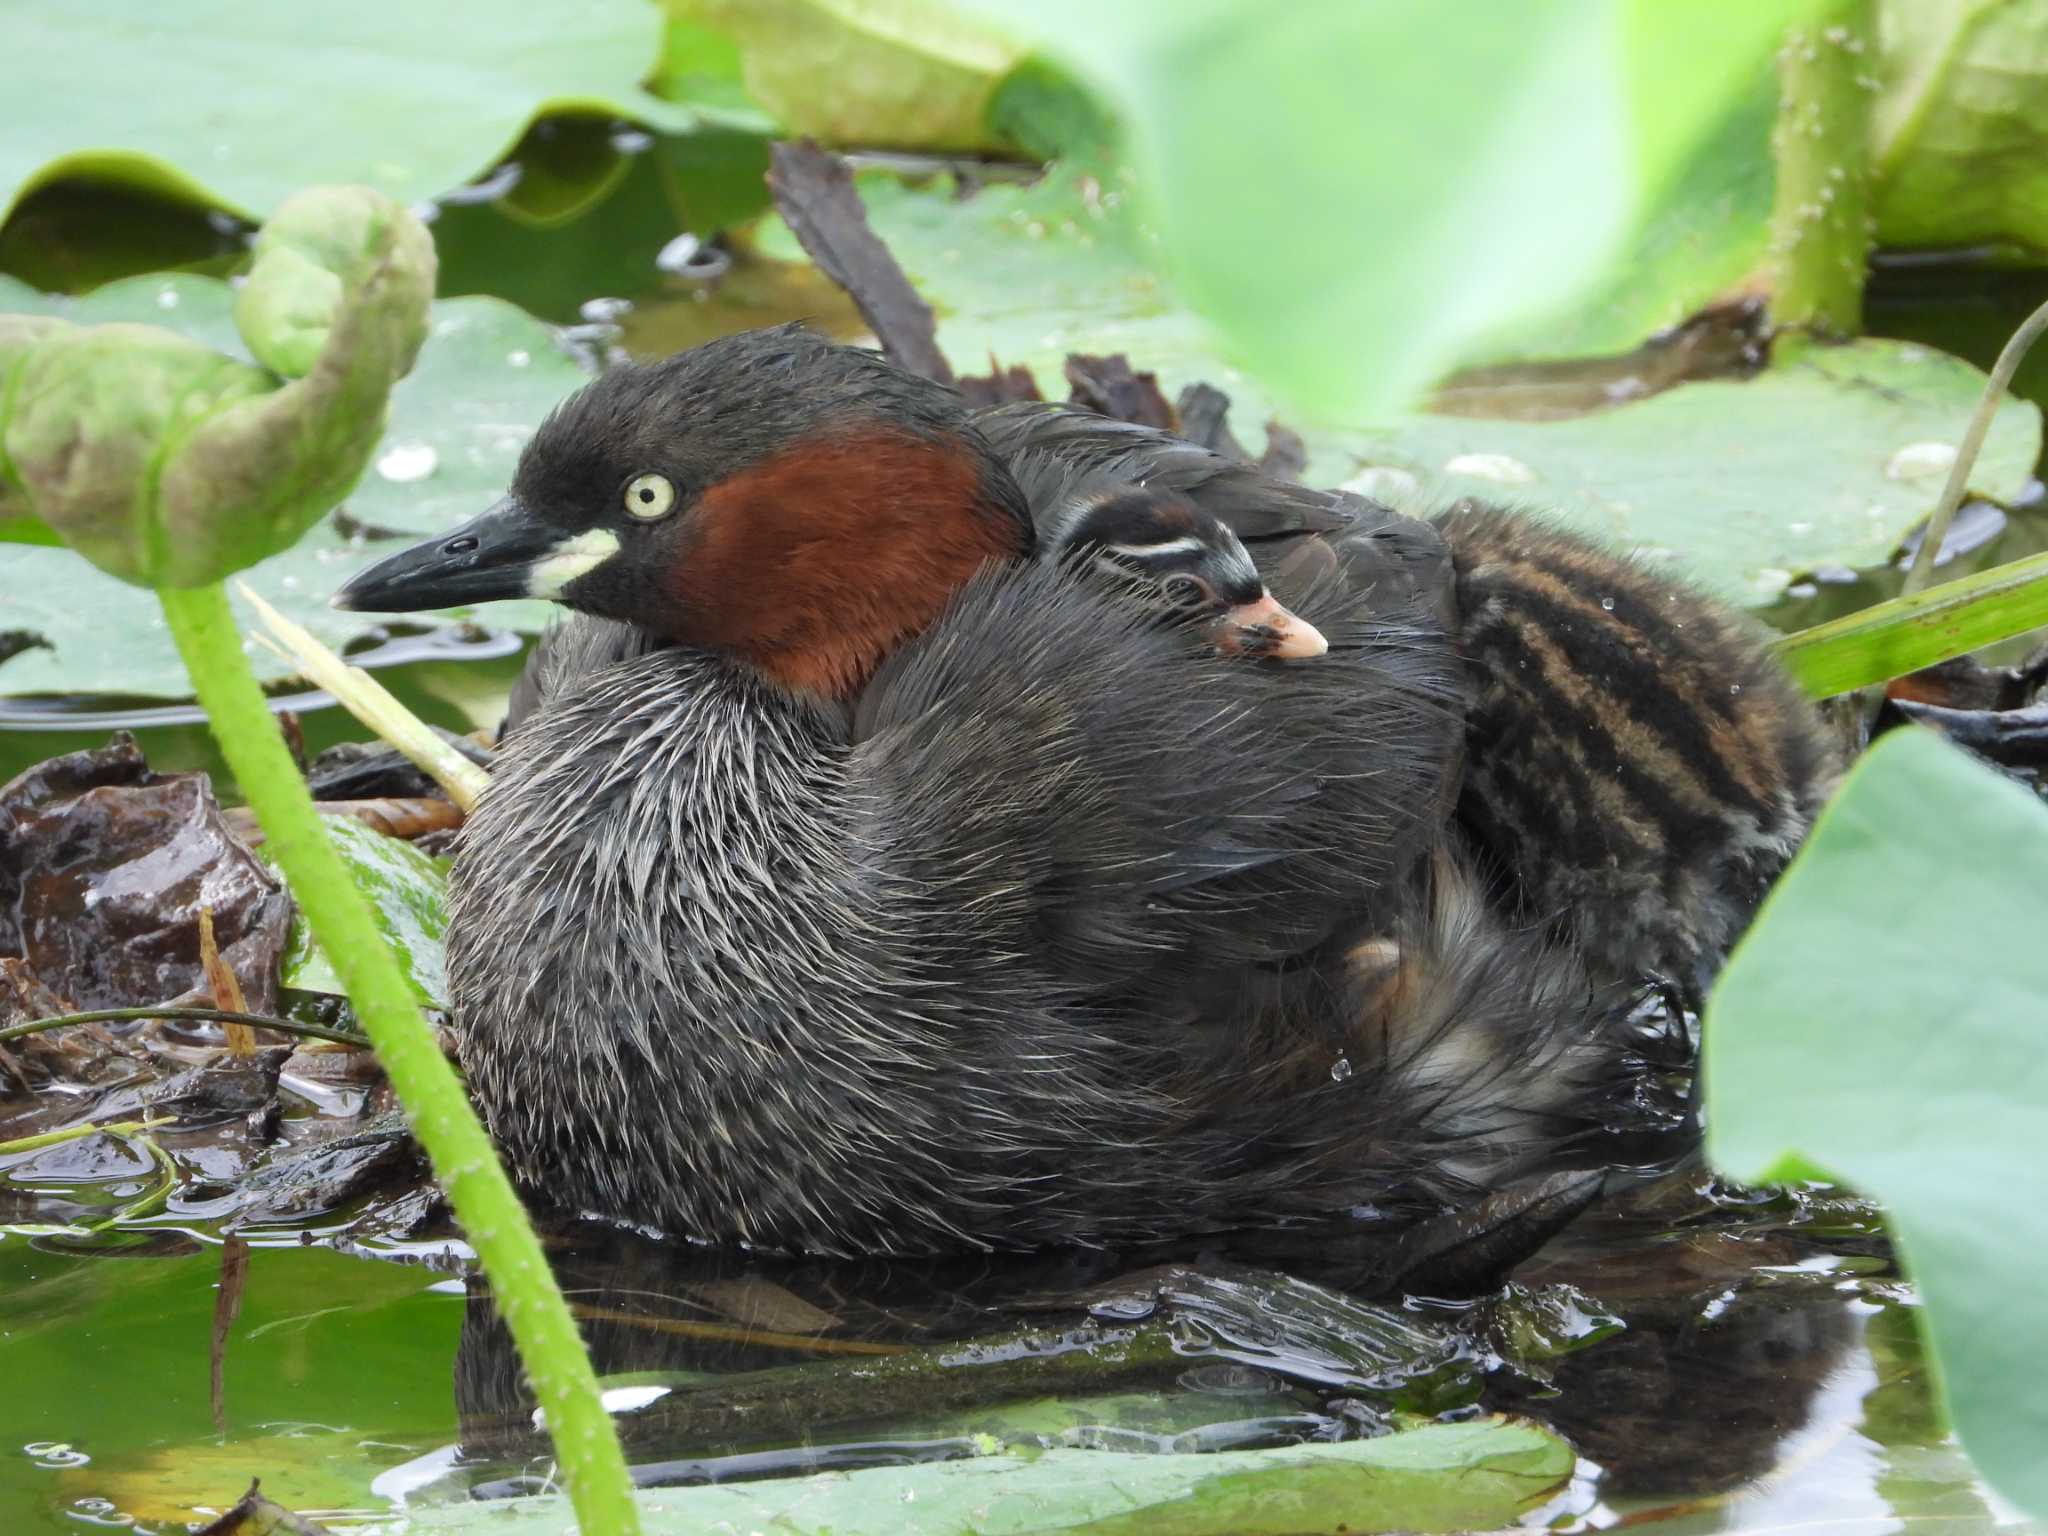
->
xmin=1707 ymin=727 xmax=2048 ymax=1520
xmin=371 ymin=1420 xmax=1573 ymax=1535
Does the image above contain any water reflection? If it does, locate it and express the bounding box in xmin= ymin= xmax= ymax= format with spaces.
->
xmin=405 ymin=1177 xmax=1963 ymax=1526
xmin=2 ymin=1163 xmax=2020 ymax=1532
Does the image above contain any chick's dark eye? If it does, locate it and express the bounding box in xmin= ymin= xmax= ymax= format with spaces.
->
xmin=1164 ymin=574 xmax=1213 ymax=607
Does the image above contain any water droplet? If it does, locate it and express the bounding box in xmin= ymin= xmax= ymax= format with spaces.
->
xmin=655 ymin=233 xmax=702 ymax=275
xmin=1331 ymin=1056 xmax=1353 ymax=1082
xmin=156 ymin=287 xmax=180 ymax=310
xmin=1600 ymin=596 xmax=1616 ymax=612
xmin=1443 ymin=451 xmax=1537 ymax=485
xmin=1886 ymin=441 xmax=1957 ymax=480
xmin=900 ymin=1488 xmax=917 ymax=1503
xmin=579 ymin=295 xmax=633 ymax=325
xmin=506 ymin=349 xmax=531 ymax=369
xmin=376 ymin=442 xmax=438 ymax=483
xmin=1729 ymin=684 xmax=1743 ymax=696
xmin=609 ymin=127 xmax=654 ymax=155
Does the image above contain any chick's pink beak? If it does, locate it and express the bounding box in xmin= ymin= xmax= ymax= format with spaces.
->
xmin=1214 ymin=593 xmax=1329 ymax=660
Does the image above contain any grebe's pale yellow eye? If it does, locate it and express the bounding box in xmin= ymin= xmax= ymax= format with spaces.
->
xmin=624 ymin=472 xmax=677 ymax=520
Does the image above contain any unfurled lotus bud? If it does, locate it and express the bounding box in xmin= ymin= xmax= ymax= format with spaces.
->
xmin=0 ymin=185 xmax=435 ymax=589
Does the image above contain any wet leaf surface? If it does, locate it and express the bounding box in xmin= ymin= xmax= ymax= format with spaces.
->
xmin=0 ymin=734 xmax=289 ymax=1014
xmin=277 ymin=817 xmax=450 ymax=1008
xmin=216 ymin=1111 xmax=425 ymax=1226
xmin=420 ymin=1422 xmax=1573 ymax=1535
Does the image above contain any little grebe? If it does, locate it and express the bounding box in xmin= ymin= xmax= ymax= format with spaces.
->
xmin=336 ymin=325 xmax=1831 ymax=1255
xmin=1043 ymin=486 xmax=1327 ymax=659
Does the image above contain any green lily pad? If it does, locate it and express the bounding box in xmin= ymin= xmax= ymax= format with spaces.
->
xmin=1872 ymin=0 xmax=2048 ymax=258
xmin=667 ymin=0 xmax=1026 ymax=152
xmin=768 ymin=168 xmax=2041 ymax=608
xmin=1706 ymin=726 xmax=2048 ymax=1522
xmin=1332 ymin=341 xmax=2042 ymax=607
xmin=281 ymin=817 xmax=450 ymax=1008
xmin=0 ymin=272 xmax=576 ymax=698
xmin=389 ymin=1418 xmax=1573 ymax=1535
xmin=1 ymin=0 xmax=768 ymax=225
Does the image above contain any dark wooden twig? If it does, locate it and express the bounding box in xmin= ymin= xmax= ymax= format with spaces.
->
xmin=767 ymin=140 xmax=956 ymax=386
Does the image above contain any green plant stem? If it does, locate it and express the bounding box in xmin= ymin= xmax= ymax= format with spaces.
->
xmin=157 ymin=580 xmax=639 ymax=1536
xmin=1768 ymin=0 xmax=1872 ymax=341
xmin=0 ymin=1005 xmax=367 ymax=1049
xmin=1902 ymin=295 xmax=2048 ymax=599
xmin=1776 ymin=548 xmax=2048 ymax=697
xmin=0 ymin=1116 xmax=173 ymax=1156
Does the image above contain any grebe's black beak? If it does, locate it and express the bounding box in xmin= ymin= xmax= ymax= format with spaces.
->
xmin=332 ymin=496 xmax=590 ymax=612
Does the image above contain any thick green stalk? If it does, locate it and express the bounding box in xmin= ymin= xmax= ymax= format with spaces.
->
xmin=1768 ymin=0 xmax=1873 ymax=341
xmin=159 ymin=581 xmax=639 ymax=1536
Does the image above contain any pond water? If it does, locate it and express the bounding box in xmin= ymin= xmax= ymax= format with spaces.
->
xmin=3 ymin=122 xmax=2043 ymax=1533
xmin=0 ymin=1168 xmax=2016 ymax=1534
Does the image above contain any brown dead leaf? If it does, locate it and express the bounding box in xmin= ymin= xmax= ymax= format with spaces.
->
xmin=199 ymin=907 xmax=257 ymax=1055
xmin=0 ymin=734 xmax=290 ymax=1014
xmin=957 ymin=358 xmax=1044 ymax=407
xmin=1064 ymin=352 xmax=1175 ymax=430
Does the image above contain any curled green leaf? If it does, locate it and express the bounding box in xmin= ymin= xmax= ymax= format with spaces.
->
xmin=0 ymin=185 xmax=435 ymax=589
xmin=236 ymin=185 xmax=433 ymax=377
